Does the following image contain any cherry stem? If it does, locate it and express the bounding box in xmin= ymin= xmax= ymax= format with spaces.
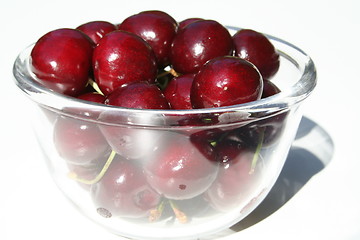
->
xmin=88 ymin=79 xmax=104 ymax=95
xmin=168 ymin=68 xmax=180 ymax=77
xmin=249 ymin=129 xmax=264 ymax=174
xmin=68 ymin=150 xmax=117 ymax=185
xmin=157 ymin=68 xmax=180 ymax=78
xmin=169 ymin=200 xmax=187 ymax=224
xmin=149 ymin=200 xmax=166 ymax=222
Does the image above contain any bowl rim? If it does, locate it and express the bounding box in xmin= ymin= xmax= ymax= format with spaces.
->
xmin=12 ymin=26 xmax=317 ymax=126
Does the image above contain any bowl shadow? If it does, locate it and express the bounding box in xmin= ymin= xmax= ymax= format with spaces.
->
xmin=230 ymin=116 xmax=334 ymax=231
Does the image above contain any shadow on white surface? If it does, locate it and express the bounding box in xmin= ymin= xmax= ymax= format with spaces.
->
xmin=230 ymin=116 xmax=334 ymax=231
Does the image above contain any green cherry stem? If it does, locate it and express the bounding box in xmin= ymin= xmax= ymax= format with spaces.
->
xmin=88 ymin=78 xmax=104 ymax=95
xmin=249 ymin=128 xmax=264 ymax=174
xmin=169 ymin=200 xmax=187 ymax=224
xmin=149 ymin=200 xmax=166 ymax=222
xmin=68 ymin=150 xmax=117 ymax=184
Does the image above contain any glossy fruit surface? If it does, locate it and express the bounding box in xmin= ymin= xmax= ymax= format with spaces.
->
xmin=118 ymin=11 xmax=178 ymax=66
xmin=91 ymin=158 xmax=161 ymax=218
xmin=170 ymin=20 xmax=233 ymax=74
xmin=206 ymin=141 xmax=256 ymax=212
xmin=262 ymin=80 xmax=281 ymax=98
xmin=191 ymin=56 xmax=263 ymax=108
xmin=163 ymin=73 xmax=195 ymax=109
xmin=76 ymin=21 xmax=117 ymax=44
xmin=53 ymin=116 xmax=110 ymax=165
xmin=233 ymin=29 xmax=280 ymax=79
xmin=144 ymin=135 xmax=219 ymax=200
xmin=92 ymin=31 xmax=157 ymax=95
xmin=30 ymin=28 xmax=94 ymax=96
xmin=178 ymin=18 xmax=203 ymax=29
xmin=77 ymin=92 xmax=105 ymax=103
xmin=105 ymin=82 xmax=170 ymax=109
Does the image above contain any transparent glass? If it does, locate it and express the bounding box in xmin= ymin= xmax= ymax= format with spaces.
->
xmin=13 ymin=28 xmax=316 ymax=240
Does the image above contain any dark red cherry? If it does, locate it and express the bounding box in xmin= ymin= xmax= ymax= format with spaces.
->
xmin=206 ymin=142 xmax=259 ymax=212
xmin=105 ymin=81 xmax=170 ymax=109
xmin=53 ymin=116 xmax=110 ymax=165
xmin=262 ymin=80 xmax=281 ymax=98
xmin=144 ymin=135 xmax=219 ymax=200
xmin=233 ymin=29 xmax=280 ymax=80
xmin=214 ymin=139 xmax=247 ymax=163
xmin=236 ymin=112 xmax=288 ymax=148
xmin=92 ymin=30 xmax=157 ymax=95
xmin=99 ymin=124 xmax=166 ymax=160
xmin=77 ymin=92 xmax=105 ymax=103
xmin=66 ymin=151 xmax=110 ymax=190
xmin=91 ymin=158 xmax=161 ymax=218
xmin=30 ymin=28 xmax=94 ymax=96
xmin=178 ymin=18 xmax=203 ymax=29
xmin=170 ymin=20 xmax=233 ymax=74
xmin=163 ymin=73 xmax=195 ymax=109
xmin=139 ymin=10 xmax=177 ymax=26
xmin=118 ymin=11 xmax=178 ymax=67
xmin=76 ymin=21 xmax=117 ymax=44
xmin=191 ymin=56 xmax=263 ymax=109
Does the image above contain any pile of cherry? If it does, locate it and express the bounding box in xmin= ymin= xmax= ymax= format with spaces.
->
xmin=31 ymin=10 xmax=287 ymax=223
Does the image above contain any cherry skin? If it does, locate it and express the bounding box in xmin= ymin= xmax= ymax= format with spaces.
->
xmin=206 ymin=140 xmax=258 ymax=212
xmin=262 ymin=79 xmax=281 ymax=98
xmin=230 ymin=80 xmax=285 ymax=148
xmin=30 ymin=28 xmax=94 ymax=96
xmin=233 ymin=29 xmax=280 ymax=80
xmin=118 ymin=11 xmax=178 ymax=67
xmin=105 ymin=81 xmax=170 ymax=109
xmin=170 ymin=20 xmax=233 ymax=74
xmin=77 ymin=92 xmax=105 ymax=103
xmin=76 ymin=21 xmax=117 ymax=44
xmin=178 ymin=18 xmax=203 ymax=30
xmin=163 ymin=73 xmax=195 ymax=109
xmin=144 ymin=135 xmax=219 ymax=200
xmin=53 ymin=116 xmax=110 ymax=165
xmin=91 ymin=158 xmax=161 ymax=218
xmin=92 ymin=30 xmax=158 ymax=95
xmin=66 ymin=150 xmax=110 ymax=190
xmin=100 ymin=82 xmax=169 ymax=159
xmin=191 ymin=56 xmax=263 ymax=109
xmin=139 ymin=10 xmax=177 ymax=26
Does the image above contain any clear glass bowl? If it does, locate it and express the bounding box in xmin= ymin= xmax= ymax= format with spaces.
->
xmin=13 ymin=27 xmax=316 ymax=240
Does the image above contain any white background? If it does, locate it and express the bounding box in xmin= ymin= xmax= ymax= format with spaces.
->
xmin=1 ymin=0 xmax=360 ymax=239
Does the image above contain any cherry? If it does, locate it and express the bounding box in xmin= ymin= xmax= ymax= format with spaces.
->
xmin=77 ymin=92 xmax=105 ymax=103
xmin=118 ymin=11 xmax=178 ymax=67
xmin=233 ymin=29 xmax=280 ymax=80
xmin=228 ymin=80 xmax=285 ymax=148
xmin=163 ymin=73 xmax=195 ymax=109
xmin=66 ymin=151 xmax=110 ymax=190
xmin=91 ymin=157 xmax=161 ymax=218
xmin=178 ymin=18 xmax=203 ymax=29
xmin=191 ymin=56 xmax=263 ymax=109
xmin=92 ymin=30 xmax=157 ymax=95
xmin=139 ymin=10 xmax=177 ymax=26
xmin=99 ymin=82 xmax=169 ymax=159
xmin=30 ymin=28 xmax=94 ymax=96
xmin=170 ymin=20 xmax=233 ymax=74
xmin=206 ymin=140 xmax=259 ymax=212
xmin=144 ymin=135 xmax=219 ymax=200
xmin=262 ymin=79 xmax=281 ymax=98
xmin=76 ymin=21 xmax=117 ymax=44
xmin=99 ymin=123 xmax=166 ymax=160
xmin=235 ymin=112 xmax=288 ymax=148
xmin=104 ymin=81 xmax=170 ymax=109
xmin=53 ymin=116 xmax=110 ymax=165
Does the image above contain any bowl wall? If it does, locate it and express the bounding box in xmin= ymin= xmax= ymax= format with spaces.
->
xmin=13 ymin=28 xmax=316 ymax=240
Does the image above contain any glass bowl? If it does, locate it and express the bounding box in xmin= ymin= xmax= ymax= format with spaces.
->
xmin=13 ymin=27 xmax=316 ymax=240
